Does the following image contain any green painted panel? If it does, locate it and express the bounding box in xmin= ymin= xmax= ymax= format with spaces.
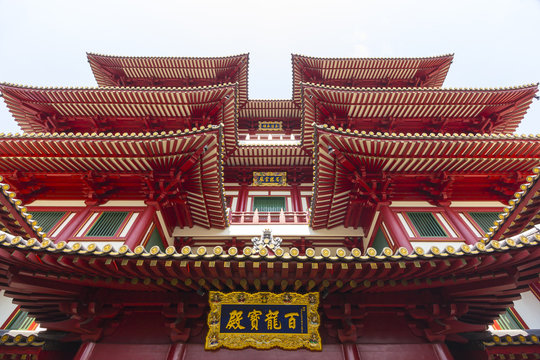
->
xmin=144 ymin=227 xmax=165 ymax=251
xmin=86 ymin=212 xmax=129 ymax=237
xmin=29 ymin=211 xmax=66 ymax=233
xmin=496 ymin=308 xmax=525 ymax=330
xmin=469 ymin=212 xmax=499 ymax=233
xmin=372 ymin=228 xmax=390 ymax=253
xmin=253 ymin=197 xmax=286 ymax=212
xmin=407 ymin=212 xmax=447 ymax=237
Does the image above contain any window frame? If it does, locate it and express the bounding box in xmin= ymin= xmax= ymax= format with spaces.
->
xmin=392 ymin=207 xmax=462 ymax=242
xmin=252 ymin=196 xmax=287 ymax=212
xmin=450 ymin=207 xmax=503 ymax=238
xmin=72 ymin=207 xmax=144 ymax=241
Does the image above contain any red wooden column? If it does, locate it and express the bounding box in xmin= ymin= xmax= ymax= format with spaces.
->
xmin=290 ymin=184 xmax=301 ymax=211
xmin=73 ymin=342 xmax=95 ymax=360
xmin=124 ymin=205 xmax=157 ymax=250
xmin=378 ymin=204 xmax=413 ymax=251
xmin=54 ymin=206 xmax=94 ymax=244
xmin=237 ymin=183 xmax=249 ymax=211
xmin=441 ymin=205 xmax=478 ymax=245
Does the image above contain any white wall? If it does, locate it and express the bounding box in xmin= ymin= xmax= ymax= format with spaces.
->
xmin=513 ymin=290 xmax=540 ymax=329
xmin=0 ymin=291 xmax=17 ymax=327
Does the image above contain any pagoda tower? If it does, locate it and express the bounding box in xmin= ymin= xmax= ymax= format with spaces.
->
xmin=0 ymin=53 xmax=538 ymax=359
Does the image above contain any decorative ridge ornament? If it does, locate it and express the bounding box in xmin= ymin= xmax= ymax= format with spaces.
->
xmin=252 ymin=228 xmax=282 ymax=253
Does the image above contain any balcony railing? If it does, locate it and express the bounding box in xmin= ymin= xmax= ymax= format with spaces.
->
xmin=238 ymin=134 xmax=297 ymax=141
xmin=229 ymin=210 xmax=309 ymax=224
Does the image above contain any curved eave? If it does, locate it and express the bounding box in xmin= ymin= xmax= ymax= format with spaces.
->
xmin=484 ymin=167 xmax=540 ymax=241
xmin=482 ymin=332 xmax=540 ymax=347
xmin=238 ymin=99 xmax=301 ymax=119
xmin=310 ymin=125 xmax=540 ymax=229
xmin=0 ymin=227 xmax=538 ymax=327
xmin=0 ymin=226 xmax=537 ymax=267
xmin=0 ymin=177 xmax=44 ymax=240
xmin=226 ymin=144 xmax=311 ymax=167
xmin=300 ymin=83 xmax=539 ymax=147
xmin=0 ymin=83 xmax=239 ymax=153
xmin=292 ymin=53 xmax=455 ymax=104
xmin=0 ymin=333 xmax=45 ymax=347
xmin=86 ymin=52 xmax=249 ymax=105
xmin=0 ymin=125 xmax=228 ymax=229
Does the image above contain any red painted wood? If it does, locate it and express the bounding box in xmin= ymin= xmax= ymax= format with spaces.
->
xmin=54 ymin=206 xmax=93 ymax=244
xmin=124 ymin=205 xmax=156 ymax=250
xmin=379 ymin=204 xmax=413 ymax=251
xmin=441 ymin=206 xmax=478 ymax=245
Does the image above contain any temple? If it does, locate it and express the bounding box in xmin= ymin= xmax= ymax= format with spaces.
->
xmin=0 ymin=52 xmax=539 ymax=359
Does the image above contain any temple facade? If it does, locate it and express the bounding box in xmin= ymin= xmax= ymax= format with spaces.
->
xmin=0 ymin=53 xmax=539 ymax=359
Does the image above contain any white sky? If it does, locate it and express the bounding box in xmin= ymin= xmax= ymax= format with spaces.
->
xmin=1 ymin=0 xmax=539 ymax=133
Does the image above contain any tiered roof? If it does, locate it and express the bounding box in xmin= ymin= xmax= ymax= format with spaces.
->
xmin=0 ymin=84 xmax=238 ymax=153
xmin=0 ymin=126 xmax=228 ymax=229
xmin=485 ymin=167 xmax=540 ymax=241
xmin=87 ymin=53 xmax=249 ymax=105
xmin=0 ymin=227 xmax=538 ymax=333
xmin=301 ymin=84 xmax=538 ymax=146
xmin=292 ymin=54 xmax=454 ymax=104
xmin=311 ymin=125 xmax=540 ymax=229
xmin=238 ymin=100 xmax=301 ymax=135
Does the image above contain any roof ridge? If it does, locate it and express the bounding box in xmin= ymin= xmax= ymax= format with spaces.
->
xmin=300 ymin=81 xmax=539 ymax=92
xmin=86 ymin=52 xmax=250 ymax=61
xmin=0 ymin=82 xmax=239 ymax=92
xmin=314 ymin=124 xmax=540 ymax=140
xmin=0 ymin=124 xmax=222 ymax=140
xmin=292 ymin=53 xmax=455 ymax=61
xmin=0 ymin=227 xmax=537 ymax=262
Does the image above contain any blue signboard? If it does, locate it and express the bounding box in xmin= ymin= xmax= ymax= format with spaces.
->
xmin=220 ymin=304 xmax=308 ymax=334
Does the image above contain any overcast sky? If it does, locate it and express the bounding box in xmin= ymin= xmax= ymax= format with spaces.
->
xmin=1 ymin=0 xmax=539 ymax=133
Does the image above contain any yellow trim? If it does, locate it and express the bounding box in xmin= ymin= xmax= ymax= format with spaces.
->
xmin=205 ymin=291 xmax=321 ymax=351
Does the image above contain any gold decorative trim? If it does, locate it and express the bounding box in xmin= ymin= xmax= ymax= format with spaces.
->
xmin=253 ymin=172 xmax=287 ymax=186
xmin=205 ymin=291 xmax=321 ymax=351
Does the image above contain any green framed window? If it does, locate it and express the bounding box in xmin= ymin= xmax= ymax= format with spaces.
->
xmin=469 ymin=212 xmax=499 ymax=233
xmin=86 ymin=211 xmax=129 ymax=237
xmin=29 ymin=211 xmax=66 ymax=233
xmin=253 ymin=197 xmax=286 ymax=212
xmin=407 ymin=212 xmax=447 ymax=237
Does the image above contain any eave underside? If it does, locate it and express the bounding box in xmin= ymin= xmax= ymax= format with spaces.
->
xmin=0 ymin=84 xmax=238 ymax=153
xmin=311 ymin=127 xmax=540 ymax=229
xmin=301 ymin=84 xmax=539 ymax=146
xmin=292 ymin=54 xmax=455 ymax=104
xmin=0 ymin=129 xmax=228 ymax=229
xmin=0 ymin=234 xmax=538 ymax=335
xmin=87 ymin=53 xmax=249 ymax=105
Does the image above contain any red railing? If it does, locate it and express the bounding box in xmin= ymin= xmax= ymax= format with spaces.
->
xmin=229 ymin=210 xmax=309 ymax=224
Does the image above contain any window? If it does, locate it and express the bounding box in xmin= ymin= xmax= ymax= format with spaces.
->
xmin=407 ymin=212 xmax=447 ymax=238
xmin=253 ymin=197 xmax=286 ymax=212
xmin=468 ymin=212 xmax=499 ymax=233
xmin=86 ymin=211 xmax=129 ymax=237
xmin=29 ymin=211 xmax=66 ymax=233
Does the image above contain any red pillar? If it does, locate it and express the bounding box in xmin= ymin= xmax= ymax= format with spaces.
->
xmin=73 ymin=342 xmax=95 ymax=360
xmin=237 ymin=184 xmax=249 ymax=211
xmin=441 ymin=206 xmax=478 ymax=245
xmin=166 ymin=344 xmax=186 ymax=360
xmin=378 ymin=204 xmax=413 ymax=251
xmin=290 ymin=184 xmax=301 ymax=211
xmin=54 ymin=206 xmax=94 ymax=244
xmin=124 ymin=205 xmax=157 ymax=250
